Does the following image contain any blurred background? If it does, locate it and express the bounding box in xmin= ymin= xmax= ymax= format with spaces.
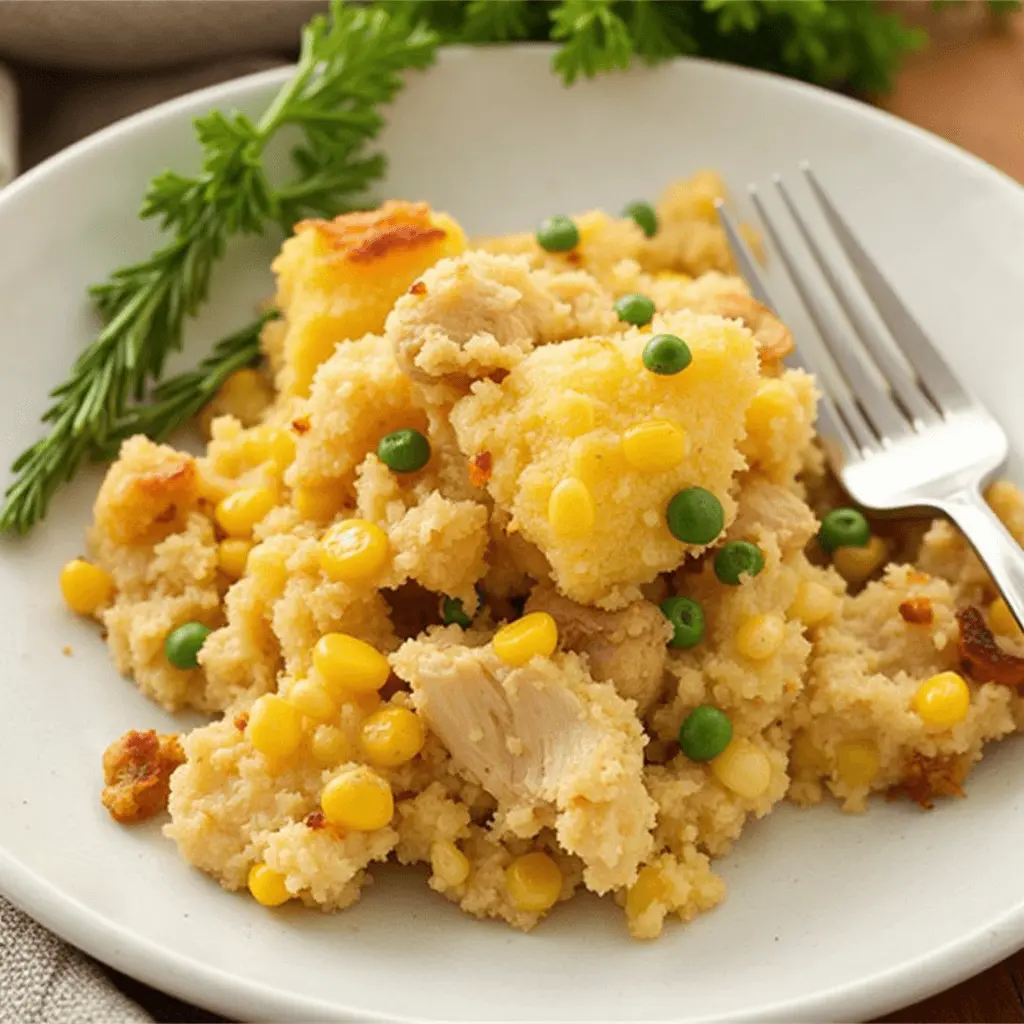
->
xmin=0 ymin=0 xmax=1021 ymax=184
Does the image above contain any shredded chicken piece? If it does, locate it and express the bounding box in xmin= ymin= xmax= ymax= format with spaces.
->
xmin=387 ymin=251 xmax=614 ymax=399
xmin=957 ymin=605 xmax=1024 ymax=686
xmin=392 ymin=632 xmax=656 ymax=893
xmin=524 ymin=584 xmax=670 ymax=715
xmin=101 ymin=729 xmax=185 ymax=823
xmin=727 ymin=476 xmax=818 ymax=553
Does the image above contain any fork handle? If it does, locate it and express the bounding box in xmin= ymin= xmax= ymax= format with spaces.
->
xmin=937 ymin=489 xmax=1024 ymax=632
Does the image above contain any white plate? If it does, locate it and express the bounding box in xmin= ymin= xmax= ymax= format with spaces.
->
xmin=2 ymin=46 xmax=1024 ymax=1024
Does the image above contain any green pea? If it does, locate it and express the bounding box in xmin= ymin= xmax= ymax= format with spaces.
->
xmin=165 ymin=622 xmax=212 ymax=670
xmin=643 ymin=334 xmax=692 ymax=376
xmin=714 ymin=541 xmax=765 ymax=585
xmin=666 ymin=488 xmax=725 ymax=545
xmin=660 ymin=596 xmax=705 ymax=649
xmin=441 ymin=596 xmax=472 ymax=628
xmin=614 ymin=293 xmax=655 ymax=327
xmin=818 ymin=507 xmax=870 ymax=553
xmin=378 ymin=428 xmax=431 ymax=473
xmin=536 ymin=215 xmax=579 ymax=253
xmin=623 ymin=200 xmax=658 ymax=238
xmin=679 ymin=705 xmax=733 ymax=762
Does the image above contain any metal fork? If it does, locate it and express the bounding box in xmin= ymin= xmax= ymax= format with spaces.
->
xmin=716 ymin=164 xmax=1024 ymax=631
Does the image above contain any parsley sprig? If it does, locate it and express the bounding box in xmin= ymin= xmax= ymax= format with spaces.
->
xmin=0 ymin=1 xmax=437 ymax=534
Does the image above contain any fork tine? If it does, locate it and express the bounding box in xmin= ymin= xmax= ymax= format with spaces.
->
xmin=748 ymin=186 xmax=909 ymax=448
xmin=801 ymin=164 xmax=969 ymax=414
xmin=715 ymin=200 xmax=860 ymax=461
xmin=773 ymin=174 xmax=938 ymax=427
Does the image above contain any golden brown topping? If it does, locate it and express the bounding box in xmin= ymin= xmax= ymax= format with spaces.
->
xmin=94 ymin=437 xmax=199 ymax=546
xmin=291 ymin=415 xmax=311 ymax=435
xmin=101 ymin=730 xmax=185 ymax=824
xmin=305 ymin=810 xmax=327 ymax=830
xmin=408 ymin=280 xmax=427 ymax=296
xmin=297 ymin=201 xmax=446 ymax=266
xmin=907 ymin=570 xmax=931 ymax=584
xmin=898 ymin=598 xmax=934 ymax=625
xmin=957 ymin=605 xmax=1024 ymax=686
xmin=888 ymin=752 xmax=967 ymax=810
xmin=468 ymin=451 xmax=493 ymax=488
xmin=704 ymin=292 xmax=793 ymax=363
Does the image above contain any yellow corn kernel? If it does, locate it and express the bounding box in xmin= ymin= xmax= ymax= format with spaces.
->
xmin=310 ymin=724 xmax=351 ymax=767
xmin=240 ymin=426 xmax=296 ymax=474
xmin=735 ymin=614 xmax=786 ymax=661
xmin=551 ymin=392 xmax=596 ymax=436
xmin=430 ymin=840 xmax=471 ymax=888
xmin=247 ymin=863 xmax=291 ymax=907
xmin=547 ymin=478 xmax=595 ymax=539
xmin=246 ymin=694 xmax=304 ymax=760
xmin=359 ymin=707 xmax=426 ymax=768
xmin=621 ymin=420 xmax=689 ymax=473
xmin=265 ymin=428 xmax=297 ymax=473
xmin=216 ymin=369 xmax=273 ymax=426
xmin=321 ymin=765 xmax=394 ymax=831
xmin=59 ymin=559 xmax=113 ymax=616
xmin=989 ymin=597 xmax=1023 ymax=639
xmin=913 ymin=671 xmax=970 ymax=729
xmin=711 ymin=738 xmax=772 ymax=800
xmin=789 ymin=580 xmax=838 ymax=627
xmin=319 ymin=519 xmax=389 ymax=582
xmin=835 ymin=739 xmax=880 ymax=789
xmin=745 ymin=379 xmax=794 ymax=440
xmin=247 ymin=544 xmax=288 ymax=594
xmin=215 ymin=486 xmax=277 ymax=538
xmin=505 ymin=852 xmax=563 ymax=913
xmin=625 ymin=865 xmax=669 ymax=919
xmin=217 ymin=538 xmax=252 ymax=580
xmin=294 ymin=484 xmax=340 ymax=522
xmin=832 ymin=535 xmax=888 ymax=585
xmin=196 ymin=464 xmax=231 ymax=504
xmin=288 ymin=678 xmax=337 ymax=723
xmin=349 ymin=690 xmax=383 ymax=716
xmin=312 ymin=633 xmax=391 ymax=698
xmin=493 ymin=612 xmax=558 ymax=667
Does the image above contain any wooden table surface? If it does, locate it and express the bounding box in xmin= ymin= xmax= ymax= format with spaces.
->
xmin=875 ymin=4 xmax=1024 ymax=1020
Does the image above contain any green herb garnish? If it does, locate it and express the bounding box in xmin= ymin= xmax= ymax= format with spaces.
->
xmin=0 ymin=1 xmax=437 ymax=534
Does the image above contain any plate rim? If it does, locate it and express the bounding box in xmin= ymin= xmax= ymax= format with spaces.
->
xmin=2 ymin=45 xmax=1024 ymax=1022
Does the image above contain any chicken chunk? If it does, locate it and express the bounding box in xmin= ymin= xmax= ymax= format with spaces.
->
xmin=391 ymin=631 xmax=656 ymax=893
xmin=525 ymin=584 xmax=670 ymax=715
xmin=101 ymin=729 xmax=185 ymax=823
xmin=387 ymin=251 xmax=617 ymax=401
xmin=728 ymin=476 xmax=819 ymax=554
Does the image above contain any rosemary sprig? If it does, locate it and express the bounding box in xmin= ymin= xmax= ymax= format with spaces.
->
xmin=1 ymin=1 xmax=437 ymax=534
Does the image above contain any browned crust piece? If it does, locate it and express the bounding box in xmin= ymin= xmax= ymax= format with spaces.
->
xmin=101 ymin=729 xmax=185 ymax=824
